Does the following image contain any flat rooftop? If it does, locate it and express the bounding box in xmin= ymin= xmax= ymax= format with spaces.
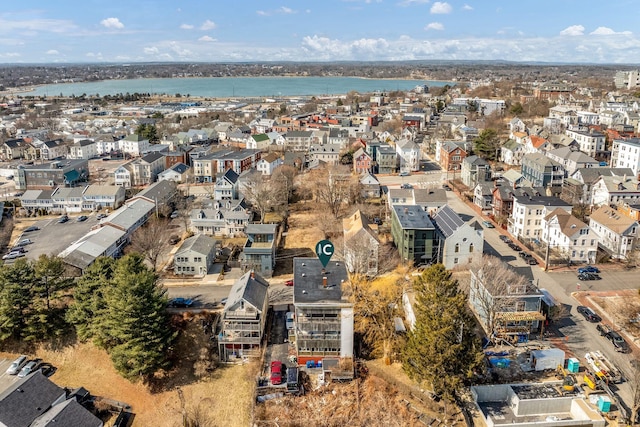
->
xmin=293 ymin=257 xmax=348 ymax=304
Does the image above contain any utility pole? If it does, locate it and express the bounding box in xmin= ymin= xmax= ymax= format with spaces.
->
xmin=544 ymin=219 xmax=551 ymax=272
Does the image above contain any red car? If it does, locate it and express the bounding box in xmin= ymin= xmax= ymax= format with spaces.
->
xmin=285 ymin=279 xmax=294 ymax=286
xmin=270 ymin=361 xmax=283 ymax=385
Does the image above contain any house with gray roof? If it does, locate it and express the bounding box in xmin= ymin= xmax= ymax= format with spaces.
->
xmin=292 ymin=258 xmax=353 ymax=366
xmin=387 ymin=188 xmax=447 ymax=216
xmin=500 ymin=139 xmax=525 ymax=166
xmin=240 ymin=223 xmax=278 ymax=278
xmin=68 ymin=139 xmax=97 ymax=160
xmin=520 ymin=153 xmax=563 ymax=192
xmin=545 ymin=147 xmax=600 ymax=177
xmin=214 ymin=168 xmax=240 ymax=200
xmin=174 ymin=234 xmax=217 ymax=276
xmin=190 ymin=199 xmax=252 ymax=237
xmin=135 ymin=180 xmax=179 ymax=208
xmin=61 ymin=225 xmax=127 ymax=274
xmin=158 ymin=162 xmax=191 ymax=183
xmin=30 ymin=398 xmax=103 ymax=427
xmin=432 ymin=205 xmax=483 ymax=270
xmin=51 ymin=186 xmax=85 ymax=213
xmin=218 ymin=271 xmax=270 ymax=360
xmin=391 ymin=205 xmax=437 ymax=266
xmin=461 ymin=155 xmax=491 ymax=188
xmin=566 ymin=167 xmax=635 ymax=206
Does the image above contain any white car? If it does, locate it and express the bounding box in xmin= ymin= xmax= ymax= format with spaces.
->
xmin=2 ymin=251 xmax=25 ymax=260
xmin=6 ymin=355 xmax=27 ymax=375
xmin=15 ymin=239 xmax=33 ymax=247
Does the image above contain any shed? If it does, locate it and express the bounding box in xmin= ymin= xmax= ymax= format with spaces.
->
xmin=530 ymin=348 xmax=565 ymax=371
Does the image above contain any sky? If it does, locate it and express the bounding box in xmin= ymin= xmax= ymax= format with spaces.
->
xmin=1 ymin=0 xmax=639 ymax=64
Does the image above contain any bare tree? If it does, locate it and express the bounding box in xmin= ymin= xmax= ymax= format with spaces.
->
xmin=302 ymin=164 xmax=356 ymax=218
xmin=351 ymin=276 xmax=406 ymax=362
xmin=467 ymin=255 xmax=533 ymax=339
xmin=271 ymin=164 xmax=298 ymax=204
xmin=631 ymin=361 xmax=640 ymax=426
xmin=242 ymin=174 xmax=287 ymax=223
xmin=128 ymin=218 xmax=171 ymax=271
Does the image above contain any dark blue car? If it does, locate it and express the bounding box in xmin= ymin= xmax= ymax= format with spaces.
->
xmin=578 ymin=265 xmax=600 ymax=274
xmin=168 ymin=297 xmax=194 ymax=308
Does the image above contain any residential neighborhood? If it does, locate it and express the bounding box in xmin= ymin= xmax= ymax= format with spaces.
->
xmin=0 ymin=62 xmax=640 ymax=426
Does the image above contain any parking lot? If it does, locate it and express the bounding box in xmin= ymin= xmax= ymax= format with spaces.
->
xmin=0 ymin=358 xmax=25 ymax=392
xmin=6 ymin=213 xmax=104 ymax=262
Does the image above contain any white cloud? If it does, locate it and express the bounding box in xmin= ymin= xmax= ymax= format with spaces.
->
xmin=590 ymin=26 xmax=632 ymax=35
xmin=180 ymin=24 xmax=194 ymax=30
xmin=559 ymin=25 xmax=584 ymax=36
xmin=144 ymin=46 xmax=159 ymax=55
xmin=100 ymin=17 xmax=124 ymax=29
xmin=0 ymin=18 xmax=77 ymax=34
xmin=200 ymin=20 xmax=216 ymax=30
xmin=398 ymin=0 xmax=430 ymax=6
xmin=425 ymin=22 xmax=444 ymax=31
xmin=198 ymin=36 xmax=217 ymax=42
xmin=430 ymin=2 xmax=452 ymax=14
xmin=462 ymin=4 xmax=473 ymax=10
xmin=46 ymin=49 xmax=59 ymax=55
xmin=280 ymin=7 xmax=295 ymax=14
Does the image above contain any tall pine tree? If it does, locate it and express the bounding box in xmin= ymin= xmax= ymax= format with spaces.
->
xmin=101 ymin=253 xmax=175 ymax=380
xmin=66 ymin=256 xmax=116 ymax=343
xmin=402 ymin=264 xmax=484 ymax=401
xmin=0 ymin=259 xmax=36 ymax=342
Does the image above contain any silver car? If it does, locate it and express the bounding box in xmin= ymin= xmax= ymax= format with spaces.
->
xmin=6 ymin=355 xmax=27 ymax=375
xmin=18 ymin=361 xmax=38 ymax=378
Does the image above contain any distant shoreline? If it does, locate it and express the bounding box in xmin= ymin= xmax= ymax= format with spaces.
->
xmin=11 ymin=76 xmax=453 ymax=98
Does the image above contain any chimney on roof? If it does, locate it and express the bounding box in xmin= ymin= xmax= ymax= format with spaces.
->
xmin=404 ymin=207 xmax=408 ymax=214
xmin=250 ymin=271 xmax=255 ymax=280
xmin=323 ymin=276 xmax=327 ymax=288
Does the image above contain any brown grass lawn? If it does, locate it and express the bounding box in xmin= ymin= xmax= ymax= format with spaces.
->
xmin=1 ymin=315 xmax=258 ymax=427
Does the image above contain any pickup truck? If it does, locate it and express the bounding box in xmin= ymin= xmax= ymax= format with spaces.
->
xmin=596 ymin=324 xmax=630 ymax=353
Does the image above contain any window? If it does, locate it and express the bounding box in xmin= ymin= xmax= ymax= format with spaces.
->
xmin=453 ymin=257 xmax=459 ymax=264
xmin=515 ymin=301 xmax=526 ymax=311
xmin=469 ymin=243 xmax=474 ymax=253
xmin=454 ymin=243 xmax=460 ymax=253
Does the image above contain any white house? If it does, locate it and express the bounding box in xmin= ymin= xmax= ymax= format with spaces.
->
xmin=396 ymin=138 xmax=420 ymax=172
xmin=589 ymin=205 xmax=638 ymax=259
xmin=611 ymin=138 xmax=640 ymax=177
xmin=432 ymin=205 xmax=484 ymax=270
xmin=113 ymin=162 xmax=132 ymax=188
xmin=214 ymin=169 xmax=240 ymax=201
xmin=545 ymin=147 xmax=600 ymax=177
xmin=500 ymin=139 xmax=526 ymax=166
xmin=255 ymin=153 xmax=282 ymax=175
xmin=565 ymin=129 xmax=605 ymax=158
xmin=68 ymin=139 xmax=97 ymax=160
xmin=121 ymin=134 xmax=150 ymax=157
xmin=342 ymin=210 xmax=380 ymax=276
xmin=591 ymin=175 xmax=640 ymax=208
xmin=158 ymin=163 xmax=190 ymax=183
xmin=542 ymin=208 xmax=598 ymax=264
xmin=508 ymin=195 xmax=573 ymax=241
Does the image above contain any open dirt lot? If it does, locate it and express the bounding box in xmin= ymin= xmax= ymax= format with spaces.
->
xmin=1 ymin=314 xmax=257 ymax=427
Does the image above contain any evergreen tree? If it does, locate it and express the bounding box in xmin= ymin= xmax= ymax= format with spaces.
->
xmin=66 ymin=256 xmax=116 ymax=342
xmin=101 ymin=253 xmax=175 ymax=379
xmin=473 ymin=128 xmax=500 ymax=161
xmin=402 ymin=264 xmax=484 ymax=401
xmin=0 ymin=259 xmax=36 ymax=342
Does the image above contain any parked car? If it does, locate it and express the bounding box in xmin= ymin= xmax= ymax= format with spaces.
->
xmin=23 ymin=226 xmax=39 ymax=232
xmin=9 ymin=247 xmax=26 ymax=254
xmin=169 ymin=235 xmax=180 ymax=245
xmin=220 ymin=297 xmax=228 ymax=305
xmin=6 ymin=355 xmax=27 ymax=375
xmin=170 ymin=211 xmax=179 ymax=219
xmin=57 ymin=215 xmax=69 ymax=223
xmin=399 ymin=171 xmax=410 ymax=177
xmin=482 ymin=220 xmax=495 ymax=228
xmin=3 ymin=251 xmax=25 ymax=260
xmin=15 ymin=238 xmax=33 ymax=247
xmin=578 ymin=272 xmax=600 ymax=280
xmin=401 ymin=184 xmax=413 ymax=189
xmin=18 ymin=359 xmax=41 ymax=378
xmin=168 ymin=297 xmax=194 ymax=308
xmin=77 ymin=215 xmax=88 ymax=222
xmin=37 ymin=363 xmax=56 ymax=377
xmin=499 ymin=235 xmax=512 ymax=243
xmin=270 ymin=361 xmax=283 ymax=385
xmin=578 ymin=265 xmax=600 ymax=274
xmin=577 ymin=306 xmax=601 ymax=322
xmin=96 ymin=213 xmax=108 ymax=220
xmin=285 ymin=279 xmax=294 ymax=286
xmin=597 ymin=324 xmax=630 ymax=353
xmin=442 ymin=184 xmax=452 ymax=191
xmin=508 ymin=242 xmax=522 ymax=251
xmin=526 ymin=257 xmax=538 ymax=265
xmin=519 ymin=252 xmax=532 ymax=259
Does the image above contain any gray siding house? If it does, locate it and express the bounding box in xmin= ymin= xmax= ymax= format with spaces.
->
xmin=431 ymin=205 xmax=484 ymax=269
xmin=218 ymin=271 xmax=270 ymax=360
xmin=174 ymin=234 xmax=217 ymax=276
xmin=240 ymin=223 xmax=278 ymax=278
